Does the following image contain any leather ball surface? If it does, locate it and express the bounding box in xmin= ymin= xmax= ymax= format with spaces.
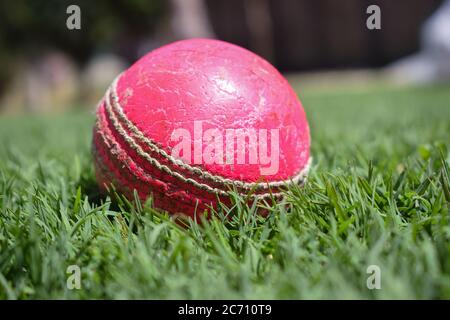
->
xmin=92 ymin=39 xmax=310 ymax=218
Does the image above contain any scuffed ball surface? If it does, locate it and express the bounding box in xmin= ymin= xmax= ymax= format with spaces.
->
xmin=92 ymin=39 xmax=310 ymax=217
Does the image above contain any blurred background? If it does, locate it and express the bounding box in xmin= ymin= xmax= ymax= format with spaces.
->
xmin=0 ymin=0 xmax=449 ymax=114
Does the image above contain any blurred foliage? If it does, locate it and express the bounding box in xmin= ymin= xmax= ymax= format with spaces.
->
xmin=0 ymin=0 xmax=168 ymax=90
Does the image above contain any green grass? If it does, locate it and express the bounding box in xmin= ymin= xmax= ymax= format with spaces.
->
xmin=0 ymin=83 xmax=449 ymax=299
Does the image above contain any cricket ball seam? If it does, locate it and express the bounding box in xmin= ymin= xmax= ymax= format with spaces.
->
xmin=93 ymin=131 xmax=217 ymax=211
xmin=95 ymin=101 xmax=289 ymax=201
xmin=105 ymin=74 xmax=311 ymax=192
xmin=103 ymin=89 xmax=311 ymax=198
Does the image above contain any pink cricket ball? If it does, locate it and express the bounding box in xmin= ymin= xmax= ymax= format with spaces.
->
xmin=92 ymin=39 xmax=311 ymax=218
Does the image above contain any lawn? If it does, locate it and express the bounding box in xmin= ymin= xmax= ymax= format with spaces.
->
xmin=0 ymin=82 xmax=449 ymax=299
